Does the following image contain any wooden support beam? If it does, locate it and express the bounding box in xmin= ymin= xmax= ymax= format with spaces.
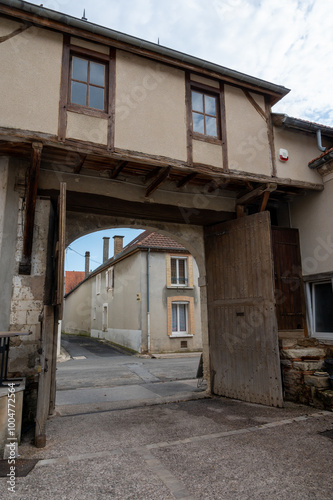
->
xmin=177 ymin=172 xmax=197 ymax=188
xmin=145 ymin=166 xmax=171 ymax=198
xmin=73 ymin=154 xmax=87 ymax=174
xmin=19 ymin=142 xmax=43 ymax=275
xmin=144 ymin=167 xmax=162 ymax=184
xmin=260 ymin=190 xmax=271 ymax=212
xmin=236 ymin=183 xmax=277 ymax=206
xmin=109 ymin=160 xmax=127 ymax=179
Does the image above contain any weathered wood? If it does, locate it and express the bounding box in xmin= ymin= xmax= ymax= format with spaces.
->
xmin=35 ymin=305 xmax=54 ymax=447
xmin=109 ymin=160 xmax=127 ymax=179
xmin=145 ymin=166 xmax=171 ymax=197
xmin=220 ymin=82 xmax=229 ymax=172
xmin=185 ymin=71 xmax=193 ymax=166
xmin=237 ymin=183 xmax=277 ymax=206
xmin=243 ymin=90 xmax=267 ymax=121
xmin=19 ymin=142 xmax=43 ymax=275
xmin=204 ymin=212 xmax=283 ymax=407
xmin=0 ymin=23 xmax=30 ymax=43
xmin=55 ymin=182 xmax=66 ymax=315
xmin=272 ymin=227 xmax=307 ymax=333
xmin=265 ymin=97 xmax=277 ymax=177
xmin=177 ymin=172 xmax=197 ymax=188
xmin=260 ymin=190 xmax=271 ymax=211
xmin=58 ymin=35 xmax=70 ymax=142
xmin=236 ymin=204 xmax=245 ymax=218
xmin=73 ymin=154 xmax=87 ymax=174
xmin=107 ymin=48 xmax=116 ymax=151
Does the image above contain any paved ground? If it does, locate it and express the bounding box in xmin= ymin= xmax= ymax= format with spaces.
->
xmin=56 ymin=334 xmax=203 ymax=410
xmin=1 ymin=397 xmax=332 ymax=499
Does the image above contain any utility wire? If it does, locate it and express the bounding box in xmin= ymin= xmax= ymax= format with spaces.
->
xmin=66 ymin=246 xmax=102 ymax=266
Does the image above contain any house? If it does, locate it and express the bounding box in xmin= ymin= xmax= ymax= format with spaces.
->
xmin=63 ymin=232 xmax=202 ymax=354
xmin=0 ymin=0 xmax=333 ymax=445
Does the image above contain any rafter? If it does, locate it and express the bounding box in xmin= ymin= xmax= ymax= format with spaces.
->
xmin=236 ymin=183 xmax=277 ymax=206
xmin=177 ymin=172 xmax=197 ymax=188
xmin=145 ymin=166 xmax=171 ymax=198
xmin=109 ymin=160 xmax=127 ymax=179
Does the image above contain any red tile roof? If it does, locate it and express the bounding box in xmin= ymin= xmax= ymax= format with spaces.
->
xmin=309 ymin=147 xmax=333 ymax=166
xmin=122 ymin=230 xmax=187 ymax=253
xmin=65 ymin=271 xmax=85 ymax=294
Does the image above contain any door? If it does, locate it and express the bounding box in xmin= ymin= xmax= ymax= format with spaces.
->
xmin=272 ymin=227 xmax=306 ymax=333
xmin=35 ymin=183 xmax=66 ymax=446
xmin=205 ymin=211 xmax=283 ymax=407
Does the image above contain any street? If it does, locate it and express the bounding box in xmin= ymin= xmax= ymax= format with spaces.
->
xmin=56 ymin=334 xmax=204 ymax=411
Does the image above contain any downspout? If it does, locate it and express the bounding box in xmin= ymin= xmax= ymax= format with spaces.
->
xmin=147 ymin=248 xmax=150 ymax=353
xmin=316 ymin=129 xmax=326 ymax=152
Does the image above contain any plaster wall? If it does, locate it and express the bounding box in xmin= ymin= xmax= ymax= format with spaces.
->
xmin=193 ymin=140 xmax=223 ymax=169
xmin=70 ymin=36 xmax=109 ymax=55
xmin=0 ymin=158 xmax=9 ymax=260
xmin=66 ymin=112 xmax=108 ymax=145
xmin=0 ymin=18 xmax=62 ymax=135
xmin=274 ymin=127 xmax=324 ymax=184
xmin=114 ymin=50 xmax=187 ymax=160
xmin=225 ymin=85 xmax=271 ymax=176
xmin=63 ymin=278 xmax=92 ymax=335
xmin=290 ymin=174 xmax=333 ymax=276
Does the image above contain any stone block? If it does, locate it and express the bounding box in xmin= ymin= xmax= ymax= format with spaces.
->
xmin=280 ymin=348 xmax=326 ymax=360
xmin=304 ymin=374 xmax=330 ymax=389
xmin=293 ymin=361 xmax=324 ymax=371
xmin=296 ymin=338 xmax=319 ymax=348
xmin=279 ymin=339 xmax=297 ymax=349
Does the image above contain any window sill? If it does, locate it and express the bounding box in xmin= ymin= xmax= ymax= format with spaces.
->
xmin=192 ymin=133 xmax=222 ymax=145
xmin=167 ymin=286 xmax=194 ymax=290
xmin=67 ymin=104 xmax=108 ymax=119
xmin=170 ymin=334 xmax=193 ymax=338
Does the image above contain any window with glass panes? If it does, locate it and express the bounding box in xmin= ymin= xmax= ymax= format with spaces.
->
xmin=70 ymin=55 xmax=106 ymax=111
xmin=311 ymin=281 xmax=333 ymax=338
xmin=171 ymin=257 xmax=188 ymax=285
xmin=191 ymin=90 xmax=219 ymax=138
xmin=172 ymin=302 xmax=188 ymax=334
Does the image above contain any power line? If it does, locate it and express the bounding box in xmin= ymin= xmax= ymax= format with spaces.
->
xmin=66 ymin=246 xmax=102 ymax=266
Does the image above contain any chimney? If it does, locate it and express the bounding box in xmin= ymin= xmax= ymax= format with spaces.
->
xmin=85 ymin=251 xmax=90 ymax=278
xmin=103 ymin=237 xmax=110 ymax=263
xmin=113 ymin=235 xmax=124 ymax=257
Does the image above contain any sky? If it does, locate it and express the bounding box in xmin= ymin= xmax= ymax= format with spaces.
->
xmin=26 ymin=0 xmax=332 ymax=270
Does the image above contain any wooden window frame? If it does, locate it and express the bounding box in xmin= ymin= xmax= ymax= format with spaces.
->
xmin=307 ymin=279 xmax=333 ymax=340
xmin=68 ymin=49 xmax=109 ymax=118
xmin=190 ymin=82 xmax=222 ymax=144
xmin=106 ymin=266 xmax=114 ymax=291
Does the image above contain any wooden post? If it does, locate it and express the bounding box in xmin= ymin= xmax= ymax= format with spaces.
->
xmin=19 ymin=142 xmax=43 ymax=275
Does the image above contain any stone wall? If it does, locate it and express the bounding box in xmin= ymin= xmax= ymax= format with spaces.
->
xmin=280 ymin=337 xmax=333 ymax=411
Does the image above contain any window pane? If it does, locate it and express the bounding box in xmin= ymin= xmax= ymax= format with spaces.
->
xmin=315 ymin=283 xmax=333 ymax=332
xmin=205 ymin=95 xmax=216 ymax=116
xmin=178 ymin=259 xmax=186 ymax=284
xmin=89 ymin=86 xmax=104 ymax=110
xmin=71 ymin=81 xmax=87 ymax=106
xmin=206 ymin=116 xmax=217 ymax=137
xmin=192 ymin=91 xmax=203 ymax=112
xmin=179 ymin=304 xmax=187 ymax=331
xmin=171 ymin=258 xmax=177 ymax=284
xmin=90 ymin=62 xmax=105 ymax=86
xmin=193 ymin=112 xmax=205 ymax=134
xmin=172 ymin=304 xmax=178 ymax=331
xmin=72 ymin=57 xmax=88 ymax=82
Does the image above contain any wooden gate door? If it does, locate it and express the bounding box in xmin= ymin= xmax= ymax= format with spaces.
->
xmin=205 ymin=211 xmax=283 ymax=407
xmin=35 ymin=183 xmax=66 ymax=446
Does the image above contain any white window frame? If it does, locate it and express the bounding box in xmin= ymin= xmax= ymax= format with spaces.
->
xmin=308 ymin=279 xmax=333 ymax=340
xmin=170 ymin=256 xmax=188 ymax=287
xmin=96 ymin=274 xmax=101 ymax=295
xmin=171 ymin=301 xmax=189 ymax=336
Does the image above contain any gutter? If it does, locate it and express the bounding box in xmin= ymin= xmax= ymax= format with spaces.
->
xmin=276 ymin=114 xmax=333 ymax=137
xmin=309 ymin=149 xmax=333 ymax=170
xmin=0 ymin=0 xmax=289 ymax=100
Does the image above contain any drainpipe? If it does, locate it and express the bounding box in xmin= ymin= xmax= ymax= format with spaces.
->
xmin=147 ymin=248 xmax=150 ymax=353
xmin=316 ymin=129 xmax=326 ymax=152
xmin=85 ymin=251 xmax=90 ymax=278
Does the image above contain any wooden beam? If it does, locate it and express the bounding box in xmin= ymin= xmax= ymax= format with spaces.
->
xmin=73 ymin=154 xmax=87 ymax=174
xmin=260 ymin=190 xmax=271 ymax=212
xmin=19 ymin=142 xmax=43 ymax=275
xmin=177 ymin=172 xmax=197 ymax=188
xmin=144 ymin=167 xmax=162 ymax=184
xmin=109 ymin=160 xmax=127 ymax=179
xmin=145 ymin=166 xmax=171 ymax=197
xmin=237 ymin=183 xmax=277 ymax=206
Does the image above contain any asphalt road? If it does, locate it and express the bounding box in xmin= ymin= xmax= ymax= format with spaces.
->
xmin=57 ymin=334 xmax=201 ymax=392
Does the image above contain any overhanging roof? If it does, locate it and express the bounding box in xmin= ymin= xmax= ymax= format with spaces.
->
xmin=0 ymin=0 xmax=290 ymax=103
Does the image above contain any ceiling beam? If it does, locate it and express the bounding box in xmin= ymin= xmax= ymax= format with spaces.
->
xmin=177 ymin=172 xmax=197 ymax=188
xmin=73 ymin=154 xmax=87 ymax=174
xmin=109 ymin=160 xmax=127 ymax=179
xmin=236 ymin=183 xmax=277 ymax=206
xmin=145 ymin=166 xmax=171 ymax=198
